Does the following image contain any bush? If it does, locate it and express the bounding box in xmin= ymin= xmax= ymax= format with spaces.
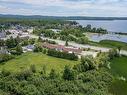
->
xmin=33 ymin=46 xmax=43 ymax=52
xmin=30 ymin=64 xmax=36 ymax=73
xmin=63 ymin=66 xmax=75 ymax=80
xmin=47 ymin=49 xmax=78 ymax=61
xmin=0 ymin=54 xmax=14 ymax=63
xmin=74 ymin=55 xmax=97 ymax=72
xmin=49 ymin=69 xmax=57 ymax=79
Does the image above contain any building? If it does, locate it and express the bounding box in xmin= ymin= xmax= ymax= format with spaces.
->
xmin=49 ymin=29 xmax=61 ymax=33
xmin=0 ymin=47 xmax=10 ymax=54
xmin=42 ymin=42 xmax=100 ymax=58
xmin=27 ymin=28 xmax=34 ymax=34
xmin=20 ymin=35 xmax=29 ymax=40
xmin=0 ymin=31 xmax=6 ymax=39
xmin=22 ymin=45 xmax=35 ymax=53
xmin=42 ymin=42 xmax=82 ymax=55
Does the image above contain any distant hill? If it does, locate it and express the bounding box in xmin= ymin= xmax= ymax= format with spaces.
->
xmin=0 ymin=14 xmax=127 ymax=20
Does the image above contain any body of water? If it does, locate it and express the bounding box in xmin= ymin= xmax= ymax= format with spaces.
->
xmin=76 ymin=20 xmax=127 ymax=33
xmin=75 ymin=20 xmax=127 ymax=43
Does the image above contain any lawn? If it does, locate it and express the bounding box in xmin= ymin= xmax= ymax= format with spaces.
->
xmin=89 ymin=40 xmax=127 ymax=50
xmin=99 ymin=40 xmax=127 ymax=50
xmin=110 ymin=80 xmax=127 ymax=95
xmin=0 ymin=52 xmax=79 ymax=73
xmin=109 ymin=56 xmax=127 ymax=95
xmin=110 ymin=56 xmax=127 ymax=79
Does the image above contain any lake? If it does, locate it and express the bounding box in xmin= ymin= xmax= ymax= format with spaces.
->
xmin=76 ymin=20 xmax=127 ymax=33
xmin=75 ymin=20 xmax=127 ymax=43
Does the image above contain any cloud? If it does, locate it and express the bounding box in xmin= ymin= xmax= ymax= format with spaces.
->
xmin=0 ymin=0 xmax=127 ymax=16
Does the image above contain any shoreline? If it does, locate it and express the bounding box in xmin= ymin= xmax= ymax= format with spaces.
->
xmin=85 ymin=31 xmax=127 ymax=36
xmin=84 ymin=32 xmax=127 ymax=44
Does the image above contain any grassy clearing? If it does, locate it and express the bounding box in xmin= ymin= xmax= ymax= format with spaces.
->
xmin=110 ymin=56 xmax=127 ymax=79
xmin=99 ymin=40 xmax=127 ymax=50
xmin=89 ymin=40 xmax=127 ymax=50
xmin=0 ymin=52 xmax=79 ymax=73
xmin=110 ymin=80 xmax=127 ymax=95
xmin=109 ymin=56 xmax=127 ymax=95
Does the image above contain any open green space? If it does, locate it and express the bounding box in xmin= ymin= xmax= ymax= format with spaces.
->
xmin=99 ymin=40 xmax=127 ymax=50
xmin=90 ymin=40 xmax=127 ymax=50
xmin=109 ymin=56 xmax=127 ymax=95
xmin=110 ymin=80 xmax=127 ymax=95
xmin=110 ymin=56 xmax=127 ymax=78
xmin=0 ymin=52 xmax=78 ymax=73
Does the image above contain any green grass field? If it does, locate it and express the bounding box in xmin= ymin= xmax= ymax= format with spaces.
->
xmin=109 ymin=56 xmax=127 ymax=95
xmin=110 ymin=80 xmax=127 ymax=95
xmin=89 ymin=40 xmax=127 ymax=50
xmin=110 ymin=56 xmax=127 ymax=79
xmin=99 ymin=40 xmax=127 ymax=50
xmin=0 ymin=52 xmax=79 ymax=73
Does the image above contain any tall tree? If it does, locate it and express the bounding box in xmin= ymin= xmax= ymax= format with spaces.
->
xmin=63 ymin=65 xmax=75 ymax=80
xmin=65 ymin=40 xmax=69 ymax=46
xmin=15 ymin=44 xmax=23 ymax=55
xmin=49 ymin=69 xmax=57 ymax=79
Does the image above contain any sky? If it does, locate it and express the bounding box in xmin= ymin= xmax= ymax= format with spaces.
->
xmin=0 ymin=0 xmax=127 ymax=17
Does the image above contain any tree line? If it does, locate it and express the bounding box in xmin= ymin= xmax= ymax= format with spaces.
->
xmin=47 ymin=49 xmax=78 ymax=61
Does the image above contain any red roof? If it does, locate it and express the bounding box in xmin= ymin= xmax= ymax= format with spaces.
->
xmin=42 ymin=43 xmax=82 ymax=54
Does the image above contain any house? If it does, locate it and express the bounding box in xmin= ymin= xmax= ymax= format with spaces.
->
xmin=8 ymin=29 xmax=20 ymax=34
xmin=22 ymin=45 xmax=35 ymax=53
xmin=42 ymin=42 xmax=100 ymax=58
xmin=0 ymin=47 xmax=10 ymax=54
xmin=20 ymin=35 xmax=29 ymax=40
xmin=42 ymin=43 xmax=82 ymax=55
xmin=0 ymin=31 xmax=6 ymax=39
xmin=49 ymin=29 xmax=61 ymax=33
xmin=63 ymin=47 xmax=82 ymax=54
xmin=27 ymin=28 xmax=33 ymax=34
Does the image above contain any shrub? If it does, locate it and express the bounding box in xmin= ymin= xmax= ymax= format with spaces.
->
xmin=47 ymin=49 xmax=78 ymax=61
xmin=0 ymin=54 xmax=14 ymax=63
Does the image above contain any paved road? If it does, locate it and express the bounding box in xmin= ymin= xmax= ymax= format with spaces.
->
xmin=40 ymin=36 xmax=127 ymax=56
xmin=41 ymin=37 xmax=110 ymax=52
xmin=5 ymin=33 xmax=127 ymax=56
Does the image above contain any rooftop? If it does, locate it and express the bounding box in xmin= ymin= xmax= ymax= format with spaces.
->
xmin=42 ymin=43 xmax=82 ymax=54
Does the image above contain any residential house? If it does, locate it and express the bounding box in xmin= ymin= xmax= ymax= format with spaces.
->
xmin=0 ymin=47 xmax=10 ymax=54
xmin=22 ymin=45 xmax=35 ymax=53
xmin=49 ymin=29 xmax=61 ymax=33
xmin=0 ymin=31 xmax=6 ymax=39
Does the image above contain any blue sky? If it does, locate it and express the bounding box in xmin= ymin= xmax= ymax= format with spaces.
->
xmin=0 ymin=0 xmax=127 ymax=17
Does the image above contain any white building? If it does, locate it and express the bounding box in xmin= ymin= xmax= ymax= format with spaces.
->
xmin=27 ymin=28 xmax=34 ymax=34
xmin=49 ymin=29 xmax=61 ymax=33
xmin=0 ymin=47 xmax=10 ymax=54
xmin=22 ymin=45 xmax=35 ymax=53
xmin=0 ymin=31 xmax=6 ymax=39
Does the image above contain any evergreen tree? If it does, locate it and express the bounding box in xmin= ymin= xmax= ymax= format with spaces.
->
xmin=30 ymin=64 xmax=36 ymax=73
xmin=15 ymin=44 xmax=23 ymax=55
xmin=65 ymin=40 xmax=69 ymax=46
xmin=63 ymin=65 xmax=75 ymax=80
xmin=0 ymin=40 xmax=5 ymax=47
xmin=6 ymin=36 xmax=16 ymax=48
xmin=38 ymin=36 xmax=42 ymax=42
xmin=49 ymin=69 xmax=57 ymax=79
